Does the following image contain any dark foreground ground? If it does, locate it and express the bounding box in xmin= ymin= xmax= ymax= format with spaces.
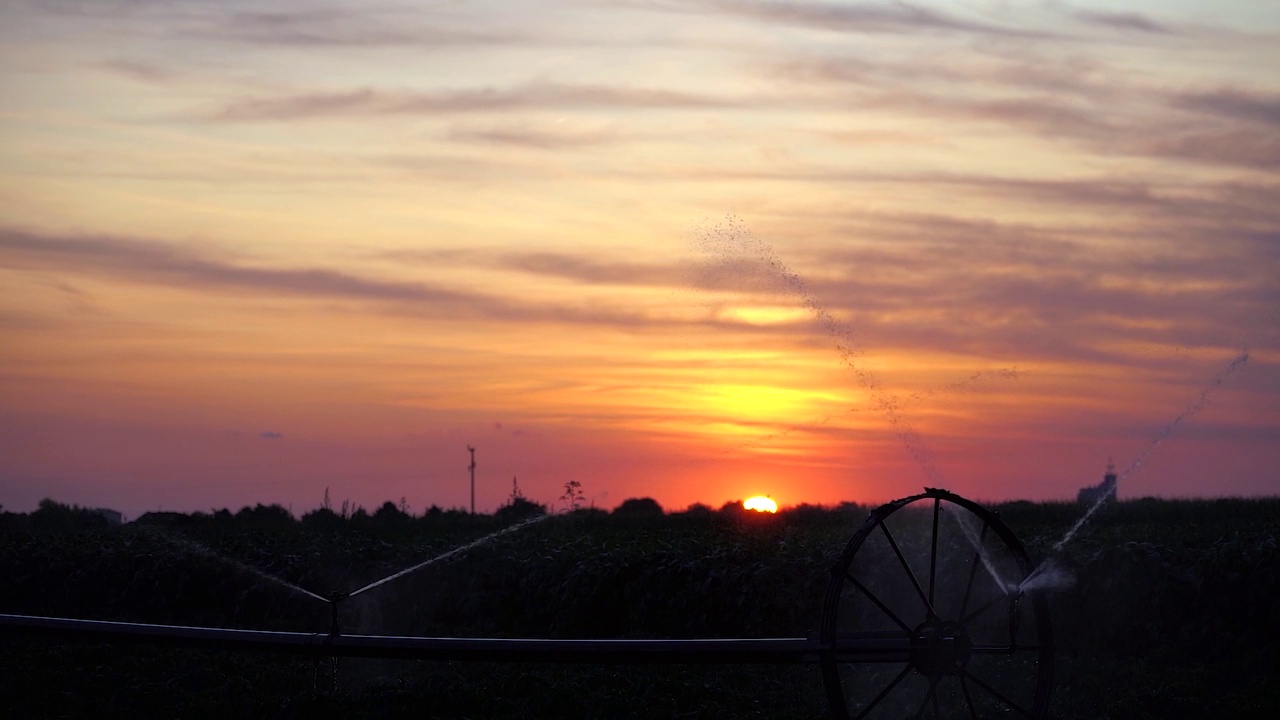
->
xmin=1 ymin=497 xmax=1277 ymax=719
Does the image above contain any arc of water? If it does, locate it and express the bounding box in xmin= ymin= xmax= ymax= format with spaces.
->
xmin=346 ymin=515 xmax=550 ymax=599
xmin=696 ymin=217 xmax=949 ymax=483
xmin=1049 ymin=349 xmax=1250 ymax=555
xmin=143 ymin=528 xmax=328 ymax=604
xmin=696 ymin=217 xmax=1011 ymax=590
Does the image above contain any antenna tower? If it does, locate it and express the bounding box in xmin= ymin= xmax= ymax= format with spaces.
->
xmin=467 ymin=445 xmax=476 ymax=514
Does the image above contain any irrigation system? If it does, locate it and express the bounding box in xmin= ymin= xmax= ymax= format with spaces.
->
xmin=2 ymin=488 xmax=1054 ymax=719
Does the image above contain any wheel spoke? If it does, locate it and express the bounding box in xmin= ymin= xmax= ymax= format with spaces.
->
xmin=960 ymin=675 xmax=978 ymax=720
xmin=959 ymin=592 xmax=1006 ymax=628
xmin=846 ymin=572 xmax=913 ymax=634
xmin=854 ymin=664 xmax=913 ymax=720
xmin=913 ymin=678 xmax=937 ymax=719
xmin=929 ymin=497 xmax=940 ymax=608
xmin=879 ymin=522 xmax=935 ymax=619
xmin=963 ymin=670 xmax=1036 ymax=719
xmin=959 ymin=521 xmax=989 ymax=618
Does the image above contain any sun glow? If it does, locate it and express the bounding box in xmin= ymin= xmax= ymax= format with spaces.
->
xmin=696 ymin=384 xmax=825 ymax=424
xmin=743 ymin=496 xmax=778 ymax=513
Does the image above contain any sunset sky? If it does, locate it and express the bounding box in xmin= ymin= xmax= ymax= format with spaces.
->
xmin=2 ymin=1 xmax=1277 ymax=519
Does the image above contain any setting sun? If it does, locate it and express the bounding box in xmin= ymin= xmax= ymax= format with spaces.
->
xmin=743 ymin=496 xmax=778 ymax=513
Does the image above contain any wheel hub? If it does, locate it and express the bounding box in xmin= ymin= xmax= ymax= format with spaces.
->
xmin=909 ymin=620 xmax=971 ymax=678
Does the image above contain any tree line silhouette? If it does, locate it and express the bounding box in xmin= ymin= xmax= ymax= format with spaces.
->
xmin=0 ymin=494 xmax=851 ymax=536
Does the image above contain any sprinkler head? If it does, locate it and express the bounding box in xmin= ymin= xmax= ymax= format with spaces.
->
xmin=327 ymin=591 xmax=347 ymax=638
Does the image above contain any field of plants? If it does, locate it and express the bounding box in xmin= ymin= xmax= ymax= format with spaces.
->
xmin=1 ymin=496 xmax=1277 ymax=719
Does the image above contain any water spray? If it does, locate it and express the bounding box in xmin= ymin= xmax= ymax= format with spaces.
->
xmin=140 ymin=514 xmax=554 ymax=623
xmin=346 ymin=514 xmax=551 ymax=600
xmin=141 ymin=527 xmax=328 ymax=604
xmin=999 ymin=349 xmax=1253 ymax=595
xmin=1051 ymin=349 xmax=1249 ymax=554
xmin=696 ymin=216 xmax=1011 ymax=590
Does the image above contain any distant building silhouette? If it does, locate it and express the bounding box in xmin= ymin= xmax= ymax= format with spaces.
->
xmin=134 ymin=511 xmax=192 ymax=526
xmin=1078 ymin=460 xmax=1118 ymax=506
xmin=90 ymin=508 xmax=124 ymax=525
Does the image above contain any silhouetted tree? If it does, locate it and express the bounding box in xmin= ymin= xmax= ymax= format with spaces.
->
xmin=781 ymin=503 xmax=832 ymax=527
xmin=31 ymin=499 xmax=109 ymax=531
xmin=234 ymin=503 xmax=294 ymax=529
xmin=613 ymin=497 xmax=664 ymax=517
xmin=301 ymin=506 xmax=344 ymax=533
xmin=718 ymin=499 xmax=746 ymax=518
xmin=372 ymin=500 xmax=412 ymax=534
xmin=682 ymin=502 xmax=714 ymax=517
xmin=670 ymin=502 xmax=715 ymax=527
xmin=495 ymin=497 xmax=546 ymax=523
xmin=373 ymin=500 xmax=405 ymax=520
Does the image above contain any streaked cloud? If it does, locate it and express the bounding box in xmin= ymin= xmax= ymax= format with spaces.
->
xmin=0 ymin=228 xmax=829 ymax=337
xmin=204 ymin=9 xmax=524 ymax=48
xmin=380 ymin=248 xmax=690 ymax=288
xmin=447 ymin=124 xmax=626 ymax=150
xmin=98 ymin=58 xmax=177 ymax=83
xmin=206 ymin=82 xmax=756 ymax=122
xmin=1174 ymin=87 xmax=1280 ymax=128
xmin=768 ymin=53 xmax=1280 ymax=170
xmin=1069 ymin=8 xmax=1174 ymax=35
xmin=697 ymin=0 xmax=1057 ymax=38
xmin=0 ymin=229 xmax=478 ymax=305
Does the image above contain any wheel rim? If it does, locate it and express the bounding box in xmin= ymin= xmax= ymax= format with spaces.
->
xmin=820 ymin=488 xmax=1054 ymax=719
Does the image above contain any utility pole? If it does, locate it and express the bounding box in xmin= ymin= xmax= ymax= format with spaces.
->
xmin=467 ymin=445 xmax=476 ymax=514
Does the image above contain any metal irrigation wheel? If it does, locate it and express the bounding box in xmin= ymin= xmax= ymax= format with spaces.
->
xmin=820 ymin=488 xmax=1054 ymax=719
